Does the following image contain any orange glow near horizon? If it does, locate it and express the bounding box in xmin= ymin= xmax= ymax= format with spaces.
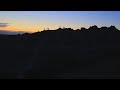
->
xmin=0 ymin=23 xmax=44 ymax=33
xmin=0 ymin=23 xmax=97 ymax=33
xmin=0 ymin=21 xmax=87 ymax=33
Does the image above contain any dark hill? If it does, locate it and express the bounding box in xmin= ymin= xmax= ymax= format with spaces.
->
xmin=0 ymin=25 xmax=120 ymax=79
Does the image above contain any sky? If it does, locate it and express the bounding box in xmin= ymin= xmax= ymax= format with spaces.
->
xmin=0 ymin=11 xmax=120 ymax=34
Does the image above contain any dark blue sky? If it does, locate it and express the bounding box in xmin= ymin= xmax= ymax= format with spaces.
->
xmin=0 ymin=11 xmax=120 ymax=33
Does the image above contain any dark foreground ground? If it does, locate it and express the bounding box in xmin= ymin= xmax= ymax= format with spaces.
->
xmin=23 ymin=47 xmax=120 ymax=79
xmin=0 ymin=26 xmax=120 ymax=79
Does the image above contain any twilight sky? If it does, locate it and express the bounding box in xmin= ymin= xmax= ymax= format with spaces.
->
xmin=0 ymin=11 xmax=120 ymax=33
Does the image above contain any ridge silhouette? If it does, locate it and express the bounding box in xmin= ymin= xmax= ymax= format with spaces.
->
xmin=0 ymin=25 xmax=120 ymax=79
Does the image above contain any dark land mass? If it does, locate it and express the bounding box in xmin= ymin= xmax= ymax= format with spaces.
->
xmin=0 ymin=25 xmax=120 ymax=79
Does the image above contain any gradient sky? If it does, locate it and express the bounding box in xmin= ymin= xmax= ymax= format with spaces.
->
xmin=0 ymin=11 xmax=120 ymax=33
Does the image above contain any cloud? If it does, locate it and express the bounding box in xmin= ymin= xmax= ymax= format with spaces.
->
xmin=0 ymin=23 xmax=9 ymax=27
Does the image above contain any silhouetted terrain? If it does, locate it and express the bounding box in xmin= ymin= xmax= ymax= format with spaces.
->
xmin=1 ymin=25 xmax=120 ymax=79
